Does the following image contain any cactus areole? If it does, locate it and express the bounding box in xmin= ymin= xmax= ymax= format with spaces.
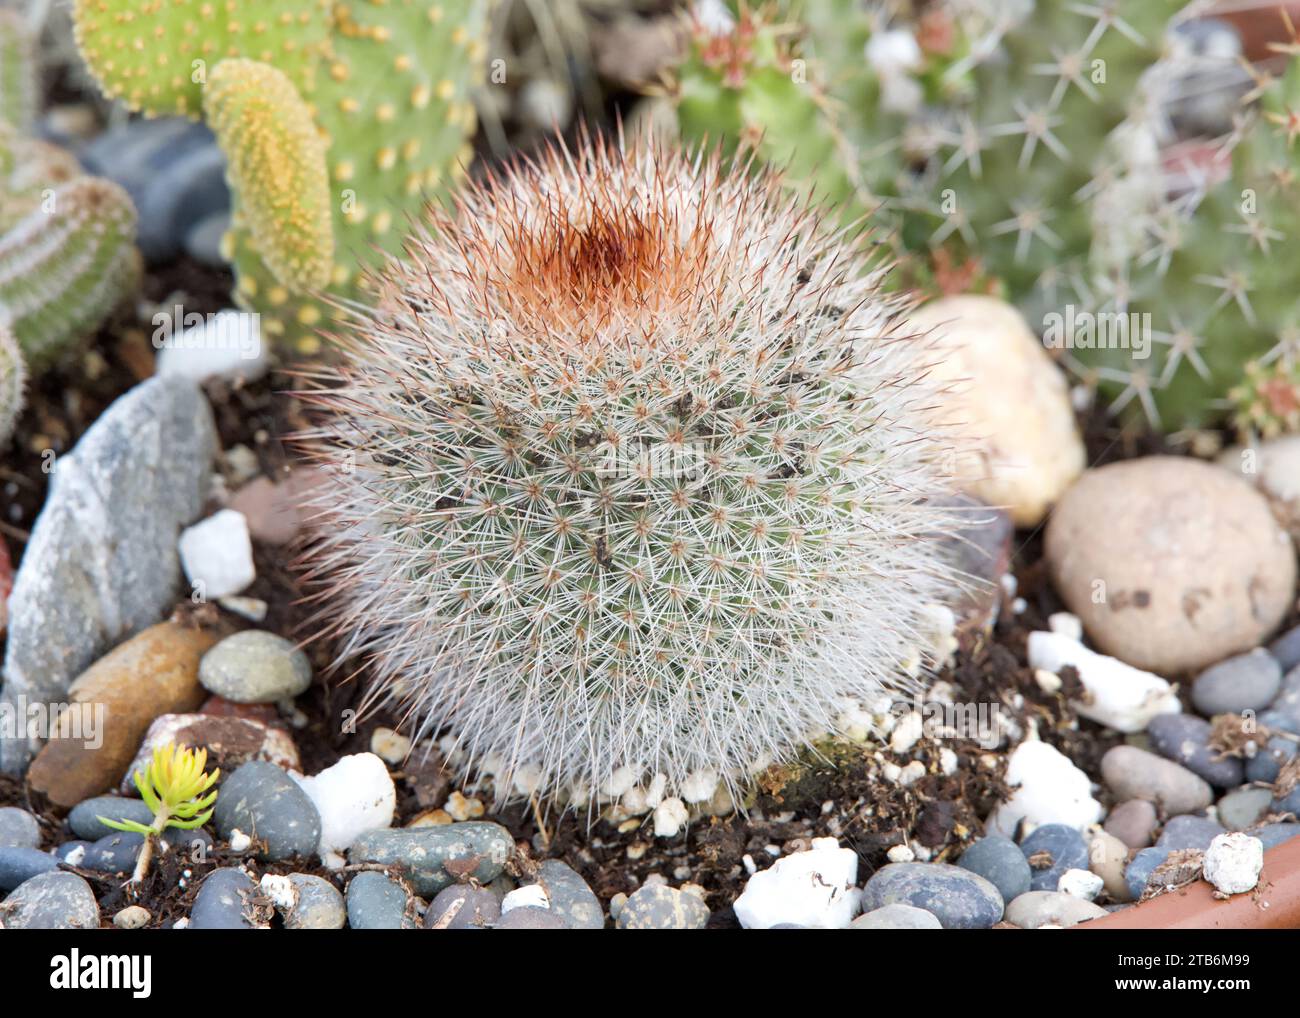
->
xmin=298 ymin=137 xmax=963 ymax=805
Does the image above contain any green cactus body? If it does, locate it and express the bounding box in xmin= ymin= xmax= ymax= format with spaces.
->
xmin=0 ymin=9 xmax=36 ymax=132
xmin=0 ymin=323 xmax=23 ymax=445
xmin=75 ymin=0 xmax=487 ymax=352
xmin=0 ymin=177 xmax=141 ymax=370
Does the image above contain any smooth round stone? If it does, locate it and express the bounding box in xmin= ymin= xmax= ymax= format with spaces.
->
xmin=1245 ymin=735 xmax=1297 ymax=783
xmin=346 ymin=871 xmax=412 ymax=930
xmin=0 ymin=847 xmax=60 ymax=891
xmin=850 ymin=903 xmax=943 ymax=929
xmin=214 ymin=761 xmax=321 ymax=861
xmin=1218 ymin=787 xmax=1274 ymax=831
xmin=861 ymin=863 xmax=1003 ymax=930
xmin=1004 ymin=890 xmax=1107 ymax=929
xmin=1191 ymin=649 xmax=1282 ymax=716
xmin=1020 ymin=824 xmax=1089 ymax=892
xmin=190 ymin=868 xmax=259 ymax=929
xmin=283 ymin=874 xmax=345 ymax=930
xmin=114 ymin=905 xmax=151 ymax=930
xmin=1146 ymin=714 xmax=1244 ymax=788
xmin=1125 ymin=847 xmax=1172 ymax=900
xmin=1045 ymin=457 xmax=1295 ymax=674
xmin=1104 ymin=799 xmax=1159 ymax=850
xmin=1156 ymin=815 xmax=1225 ymax=851
xmin=1 ymin=871 xmax=100 ymax=929
xmin=1088 ymin=830 xmax=1132 ymax=902
xmin=615 ymin=884 xmax=709 ymax=930
xmin=535 ymin=859 xmax=604 ymax=929
xmin=1249 ymin=823 xmax=1300 ymax=850
xmin=959 ymin=836 xmax=1031 ymax=903
xmin=495 ymin=905 xmax=567 ymax=929
xmin=0 ymin=807 xmax=40 ymax=850
xmin=424 ymin=884 xmax=501 ymax=929
xmin=348 ymin=822 xmax=513 ymax=897
xmin=199 ymin=631 xmax=313 ymax=704
xmin=1260 ymin=666 xmax=1300 ymax=733
xmin=1101 ymin=746 xmax=1214 ymax=816
xmin=68 ymin=795 xmax=154 ymax=840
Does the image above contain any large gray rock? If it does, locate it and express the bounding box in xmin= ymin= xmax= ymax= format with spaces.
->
xmin=348 ymin=822 xmax=513 ymax=897
xmin=1 ymin=870 xmax=100 ymax=929
xmin=0 ymin=376 xmax=217 ymax=772
xmin=214 ymin=761 xmax=321 ymax=862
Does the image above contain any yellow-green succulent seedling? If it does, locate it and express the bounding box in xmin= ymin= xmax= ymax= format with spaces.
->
xmin=99 ymin=743 xmax=220 ymax=884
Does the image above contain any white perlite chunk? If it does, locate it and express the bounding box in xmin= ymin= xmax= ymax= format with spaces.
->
xmin=653 ymin=798 xmax=689 ymax=838
xmin=989 ymin=740 xmax=1104 ymax=837
xmin=1027 ymin=631 xmax=1181 ymax=733
xmin=292 ymin=753 xmax=396 ymax=868
xmin=1203 ymin=833 xmax=1264 ymax=895
xmin=732 ymin=837 xmax=862 ymax=929
xmin=178 ymin=509 xmax=255 ymax=600
xmin=501 ymin=884 xmax=550 ymax=914
xmin=1057 ymin=868 xmax=1103 ymax=901
xmin=156 ymin=309 xmax=267 ymax=384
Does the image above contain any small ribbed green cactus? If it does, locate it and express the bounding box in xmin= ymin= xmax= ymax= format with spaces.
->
xmin=298 ymin=136 xmax=963 ymax=803
xmin=0 ymin=322 xmax=24 ymax=446
xmin=73 ymin=0 xmax=488 ymax=352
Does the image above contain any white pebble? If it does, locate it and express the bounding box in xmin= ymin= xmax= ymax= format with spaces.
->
xmin=292 ymin=752 xmax=396 ymax=868
xmin=178 ymin=509 xmax=255 ymax=599
xmin=155 ymin=309 xmax=266 ymax=384
xmin=1203 ymin=832 xmax=1264 ymax=895
xmin=369 ymin=727 xmax=411 ymax=765
xmin=732 ymin=838 xmax=862 ymax=930
xmin=1034 ymin=668 xmax=1063 ymax=694
xmin=218 ymin=595 xmax=268 ymax=622
xmin=1028 ymin=630 xmax=1181 ymax=733
xmin=939 ymin=748 xmax=958 ymax=776
xmin=886 ymin=844 xmax=915 ymax=863
xmin=228 ymin=829 xmax=252 ymax=853
xmin=679 ymin=769 xmax=718 ymax=804
xmin=897 ymin=760 xmax=926 ymax=787
xmin=653 ymin=797 xmax=689 ymax=838
xmin=501 ymin=884 xmax=550 ymax=914
xmin=1057 ymin=868 xmax=1104 ymax=901
xmin=1048 ymin=612 xmax=1084 ymax=641
xmin=989 ymin=739 xmax=1104 ymax=836
xmin=890 ymin=711 xmax=924 ymax=754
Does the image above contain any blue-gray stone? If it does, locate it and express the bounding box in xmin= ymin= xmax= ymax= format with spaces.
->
xmin=1268 ymin=625 xmax=1300 ymax=671
xmin=850 ymin=903 xmax=943 ymax=929
xmin=348 ymin=822 xmax=513 ymax=897
xmin=1249 ymin=823 xmax=1300 ymax=850
xmin=1260 ymin=666 xmax=1300 ymax=733
xmin=1245 ymin=736 xmax=1297 ymax=783
xmin=1192 ymin=649 xmax=1282 ymax=717
xmin=1147 ymin=714 xmax=1244 ymax=788
xmin=68 ymin=796 xmax=154 ymax=840
xmin=0 ymin=847 xmax=59 ymax=890
xmin=1020 ymin=824 xmax=1089 ymax=892
xmin=1217 ymin=787 xmax=1274 ymax=831
xmin=496 ymin=905 xmax=567 ymax=928
xmin=1272 ymin=784 xmax=1300 ymax=816
xmin=424 ymin=884 xmax=501 ymax=929
xmin=189 ymin=867 xmax=258 ymax=929
xmin=0 ymin=807 xmax=40 ymax=849
xmin=861 ymin=862 xmax=1003 ymax=929
xmin=184 ymin=211 xmax=230 ymax=268
xmin=1 ymin=871 xmax=99 ymax=929
xmin=213 ymin=761 xmax=321 ymax=861
xmin=283 ymin=874 xmax=345 ymax=930
xmin=1156 ymin=814 xmax=1225 ymax=851
xmin=1125 ymin=847 xmax=1172 ymax=900
xmin=615 ymin=884 xmax=709 ymax=930
xmin=346 ymin=871 xmax=413 ymax=930
xmin=535 ymin=859 xmax=603 ymax=930
xmin=958 ymin=835 xmax=1031 ymax=902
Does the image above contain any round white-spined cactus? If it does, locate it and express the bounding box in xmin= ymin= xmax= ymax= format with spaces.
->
xmin=299 ymin=137 xmax=963 ymax=802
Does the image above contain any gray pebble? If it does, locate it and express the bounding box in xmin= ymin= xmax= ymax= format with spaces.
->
xmin=1245 ymin=735 xmax=1297 ymax=783
xmin=1125 ymin=847 xmax=1173 ymax=900
xmin=346 ymin=871 xmax=413 ymax=930
xmin=1271 ymin=783 xmax=1300 ymax=816
xmin=861 ymin=862 xmax=1003 ymax=930
xmin=1259 ymin=666 xmax=1300 ymax=733
xmin=615 ymin=884 xmax=709 ymax=930
xmin=1104 ymin=799 xmax=1159 ymax=849
xmin=1146 ymin=714 xmax=1243 ymax=788
xmin=1005 ymin=890 xmax=1107 ymax=929
xmin=0 ymin=807 xmax=40 ymax=850
xmin=213 ymin=761 xmax=321 ymax=861
xmin=1268 ymin=624 xmax=1300 ymax=671
xmin=189 ymin=867 xmax=259 ymax=929
xmin=1217 ymin=787 xmax=1274 ymax=831
xmin=1101 ymin=746 xmax=1214 ymax=816
xmin=1 ymin=871 xmax=100 ymax=929
xmin=1192 ymin=649 xmax=1282 ymax=717
xmin=0 ymin=847 xmax=60 ymax=891
xmin=68 ymin=796 xmax=154 ymax=840
xmin=424 ymin=884 xmax=501 ymax=929
xmin=348 ymin=822 xmax=513 ymax=897
xmin=283 ymin=874 xmax=345 ymax=930
xmin=535 ymin=859 xmax=603 ymax=930
xmin=200 ymin=631 xmax=313 ymax=704
xmin=958 ymin=836 xmax=1031 ymax=902
xmin=1020 ymin=824 xmax=1089 ymax=892
xmin=1249 ymin=822 xmax=1300 ymax=850
xmin=1156 ymin=814 xmax=1225 ymax=851
xmin=496 ymin=905 xmax=567 ymax=929
xmin=850 ymin=903 xmax=943 ymax=929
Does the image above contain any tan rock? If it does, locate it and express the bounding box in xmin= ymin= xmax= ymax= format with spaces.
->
xmin=26 ymin=622 xmax=217 ymax=807
xmin=1088 ymin=830 xmax=1132 ymax=903
xmin=1046 ymin=456 xmax=1295 ymax=674
xmin=119 ymin=712 xmax=299 ymax=793
xmin=908 ymin=294 xmax=1085 ymax=527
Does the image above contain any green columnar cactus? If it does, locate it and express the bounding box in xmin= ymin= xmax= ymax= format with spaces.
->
xmin=73 ymin=0 xmax=488 ymax=353
xmin=0 ymin=322 xmax=23 ymax=446
xmin=0 ymin=9 xmax=36 ymax=133
xmin=0 ymin=177 xmax=141 ymax=370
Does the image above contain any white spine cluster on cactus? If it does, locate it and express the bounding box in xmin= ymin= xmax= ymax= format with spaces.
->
xmin=298 ymin=136 xmax=964 ymax=803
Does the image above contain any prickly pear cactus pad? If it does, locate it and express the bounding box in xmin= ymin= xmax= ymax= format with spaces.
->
xmin=296 ymin=137 xmax=966 ymax=802
xmin=73 ymin=0 xmax=488 ymax=352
